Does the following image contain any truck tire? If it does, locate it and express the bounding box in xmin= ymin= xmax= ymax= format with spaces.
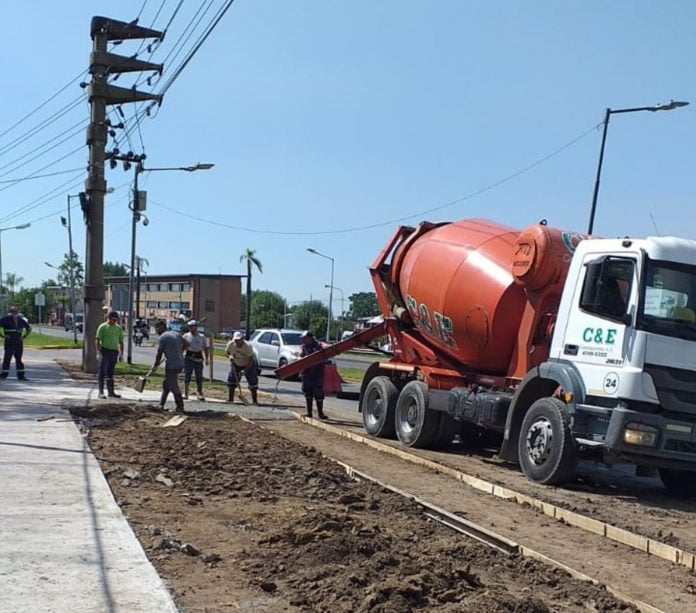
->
xmin=361 ymin=376 xmax=398 ymax=438
xmin=395 ymin=381 xmax=439 ymax=449
xmin=659 ymin=468 xmax=696 ymax=498
xmin=518 ymin=397 xmax=577 ymax=485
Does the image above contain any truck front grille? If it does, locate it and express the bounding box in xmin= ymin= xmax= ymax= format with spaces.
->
xmin=665 ymin=439 xmax=696 ymax=455
xmin=645 ymin=364 xmax=696 ymax=416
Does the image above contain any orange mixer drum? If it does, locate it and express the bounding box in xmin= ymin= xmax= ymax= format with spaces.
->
xmin=394 ymin=219 xmax=583 ymax=374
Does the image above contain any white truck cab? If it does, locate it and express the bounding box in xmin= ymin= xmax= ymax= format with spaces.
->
xmin=544 ymin=236 xmax=696 ymax=493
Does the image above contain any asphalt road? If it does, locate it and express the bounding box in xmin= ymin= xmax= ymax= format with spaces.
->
xmin=37 ymin=326 xmax=364 ymax=418
xmin=40 ymin=326 xmax=376 ymax=373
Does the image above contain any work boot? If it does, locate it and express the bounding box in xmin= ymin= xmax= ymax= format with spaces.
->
xmin=98 ymin=380 xmax=107 ymax=400
xmin=251 ymin=388 xmax=258 ymax=405
xmin=304 ymin=397 xmax=313 ymax=418
xmin=183 ymin=384 xmax=189 ymax=400
xmin=18 ymin=376 xmax=29 ymax=381
xmin=197 ymin=387 xmax=205 ymax=401
xmin=317 ymin=400 xmax=328 ymax=420
xmin=227 ymin=387 xmax=235 ymax=403
xmin=106 ymin=380 xmax=121 ymax=398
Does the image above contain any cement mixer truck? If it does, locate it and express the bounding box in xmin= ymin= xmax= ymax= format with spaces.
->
xmin=277 ymin=219 xmax=696 ymax=495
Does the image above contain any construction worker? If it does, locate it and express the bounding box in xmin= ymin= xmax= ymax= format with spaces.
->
xmin=298 ymin=330 xmax=328 ymax=419
xmin=182 ymin=320 xmax=209 ymax=401
xmin=225 ymin=331 xmax=258 ymax=404
xmin=150 ymin=320 xmax=187 ymax=412
xmin=0 ymin=306 xmax=32 ymax=380
xmin=95 ymin=311 xmax=124 ymax=399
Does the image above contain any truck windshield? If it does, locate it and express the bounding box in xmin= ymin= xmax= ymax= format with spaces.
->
xmin=639 ymin=259 xmax=696 ymax=340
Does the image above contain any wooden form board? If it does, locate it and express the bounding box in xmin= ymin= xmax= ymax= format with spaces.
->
xmin=290 ymin=412 xmax=696 ymax=573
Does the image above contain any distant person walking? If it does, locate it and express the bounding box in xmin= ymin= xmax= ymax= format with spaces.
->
xmin=95 ymin=311 xmax=124 ymax=399
xmin=225 ymin=331 xmax=258 ymax=404
xmin=298 ymin=330 xmax=327 ymax=419
xmin=182 ymin=320 xmax=210 ymax=401
xmin=150 ymin=320 xmax=188 ymax=412
xmin=0 ymin=306 xmax=32 ymax=381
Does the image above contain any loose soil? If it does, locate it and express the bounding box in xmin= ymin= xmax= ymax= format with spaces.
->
xmin=75 ymin=404 xmax=635 ymax=612
xmin=329 ymin=420 xmax=696 ymax=555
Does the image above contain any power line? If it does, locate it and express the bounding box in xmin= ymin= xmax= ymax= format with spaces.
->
xmin=0 ymin=121 xmax=85 ymax=177
xmin=0 ymin=95 xmax=83 ymax=158
xmin=0 ymin=174 xmax=85 ymax=225
xmin=149 ymin=122 xmax=600 ymax=236
xmin=0 ymin=70 xmax=86 ymax=142
xmin=136 ymin=0 xmax=150 ymax=20
xmin=159 ymin=0 xmax=235 ymax=96
xmin=0 ymin=167 xmax=83 ymax=185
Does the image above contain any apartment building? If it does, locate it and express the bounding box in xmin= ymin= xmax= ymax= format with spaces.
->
xmin=104 ymin=274 xmax=242 ymax=333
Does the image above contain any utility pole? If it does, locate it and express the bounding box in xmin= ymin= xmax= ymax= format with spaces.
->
xmin=82 ymin=16 xmax=162 ymax=372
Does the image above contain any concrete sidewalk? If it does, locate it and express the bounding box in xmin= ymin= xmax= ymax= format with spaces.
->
xmin=0 ymin=355 xmax=177 ymax=612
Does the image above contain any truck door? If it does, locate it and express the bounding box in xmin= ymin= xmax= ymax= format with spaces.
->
xmin=558 ymin=255 xmax=637 ymax=396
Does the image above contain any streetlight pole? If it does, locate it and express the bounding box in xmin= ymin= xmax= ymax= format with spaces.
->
xmin=587 ymin=99 xmax=689 ymax=235
xmin=307 ymin=248 xmax=334 ymax=341
xmin=64 ymin=194 xmax=79 ymax=344
xmin=325 ymin=284 xmax=344 ymax=340
xmin=125 ymin=161 xmax=214 ymax=364
xmin=0 ymin=223 xmax=31 ymax=313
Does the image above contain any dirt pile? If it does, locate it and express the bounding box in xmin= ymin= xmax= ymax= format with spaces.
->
xmin=76 ymin=405 xmax=634 ymax=612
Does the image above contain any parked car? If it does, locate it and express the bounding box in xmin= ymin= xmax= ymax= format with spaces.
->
xmin=249 ymin=328 xmax=304 ymax=373
xmin=219 ymin=328 xmax=252 ymax=340
xmin=64 ymin=313 xmax=83 ymax=333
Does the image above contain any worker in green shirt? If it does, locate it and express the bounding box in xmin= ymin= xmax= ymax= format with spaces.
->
xmin=95 ymin=311 xmax=124 ymax=399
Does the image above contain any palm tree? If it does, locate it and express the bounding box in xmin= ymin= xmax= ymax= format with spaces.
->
xmin=5 ymin=273 xmax=23 ymax=302
xmin=239 ymin=249 xmax=262 ymax=337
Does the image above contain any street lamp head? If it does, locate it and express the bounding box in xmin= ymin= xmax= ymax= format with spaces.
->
xmin=44 ymin=261 xmax=56 ymax=269
xmin=15 ymin=223 xmax=30 ymax=230
xmin=307 ymin=248 xmax=317 ymax=254
xmin=194 ymin=163 xmax=215 ymax=170
xmin=654 ymin=100 xmax=689 ymax=112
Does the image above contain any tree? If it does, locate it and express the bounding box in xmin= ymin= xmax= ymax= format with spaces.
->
xmin=289 ymin=300 xmax=328 ymax=339
xmin=240 ymin=249 xmax=263 ymax=337
xmin=250 ymin=290 xmax=285 ymax=329
xmin=103 ymin=261 xmax=128 ymax=278
xmin=348 ymin=291 xmax=380 ymax=318
xmin=4 ymin=273 xmax=24 ymax=302
xmin=58 ymin=252 xmax=84 ymax=289
xmin=13 ymin=286 xmax=39 ymax=321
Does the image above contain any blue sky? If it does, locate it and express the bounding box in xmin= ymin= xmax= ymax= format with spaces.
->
xmin=1 ymin=1 xmax=694 ymax=312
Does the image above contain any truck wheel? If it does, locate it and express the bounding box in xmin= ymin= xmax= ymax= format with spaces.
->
xmin=361 ymin=376 xmax=398 ymax=438
xmin=395 ymin=381 xmax=439 ymax=448
xmin=518 ymin=397 xmax=577 ymax=485
xmin=431 ymin=413 xmax=457 ymax=449
xmin=659 ymin=468 xmax=696 ymax=498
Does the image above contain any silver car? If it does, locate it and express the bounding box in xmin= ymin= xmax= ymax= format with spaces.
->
xmin=250 ymin=328 xmax=304 ymax=371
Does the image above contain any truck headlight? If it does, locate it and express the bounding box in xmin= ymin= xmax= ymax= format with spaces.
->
xmin=623 ymin=422 xmax=659 ymax=447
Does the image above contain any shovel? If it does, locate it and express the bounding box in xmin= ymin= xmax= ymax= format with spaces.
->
xmin=134 ymin=368 xmax=154 ymax=393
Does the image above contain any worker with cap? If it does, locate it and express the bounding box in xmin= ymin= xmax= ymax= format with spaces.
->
xmin=0 ymin=305 xmax=32 ymax=380
xmin=182 ymin=319 xmax=210 ymax=401
xmin=95 ymin=311 xmax=124 ymax=398
xmin=298 ymin=330 xmax=328 ymax=419
xmin=224 ymin=331 xmax=258 ymax=404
